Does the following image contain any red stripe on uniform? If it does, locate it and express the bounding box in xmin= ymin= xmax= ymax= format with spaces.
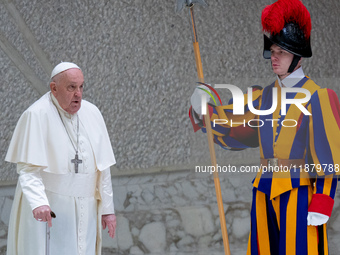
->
xmin=327 ymin=89 xmax=340 ymax=130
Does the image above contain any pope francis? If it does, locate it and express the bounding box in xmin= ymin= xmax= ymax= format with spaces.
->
xmin=5 ymin=62 xmax=117 ymax=255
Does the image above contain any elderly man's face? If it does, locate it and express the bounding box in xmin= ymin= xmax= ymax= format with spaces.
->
xmin=50 ymin=68 xmax=84 ymax=114
xmin=270 ymin=44 xmax=294 ymax=78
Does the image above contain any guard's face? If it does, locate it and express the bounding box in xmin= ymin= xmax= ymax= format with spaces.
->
xmin=270 ymin=44 xmax=294 ymax=77
xmin=50 ymin=68 xmax=84 ymax=114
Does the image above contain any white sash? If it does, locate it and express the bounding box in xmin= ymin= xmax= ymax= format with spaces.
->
xmin=41 ymin=171 xmax=98 ymax=197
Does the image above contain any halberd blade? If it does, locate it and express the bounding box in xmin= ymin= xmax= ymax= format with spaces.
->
xmin=175 ymin=0 xmax=208 ymax=13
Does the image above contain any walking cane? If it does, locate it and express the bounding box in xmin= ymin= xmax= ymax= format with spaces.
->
xmin=46 ymin=211 xmax=56 ymax=255
xmin=176 ymin=1 xmax=231 ymax=254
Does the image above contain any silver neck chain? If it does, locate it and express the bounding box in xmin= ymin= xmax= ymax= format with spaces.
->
xmin=56 ymin=110 xmax=80 ymax=154
xmin=51 ymin=94 xmax=80 ymax=154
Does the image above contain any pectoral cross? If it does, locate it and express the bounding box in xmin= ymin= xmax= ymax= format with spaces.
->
xmin=71 ymin=153 xmax=82 ymax=173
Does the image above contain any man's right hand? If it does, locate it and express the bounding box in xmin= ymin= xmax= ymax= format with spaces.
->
xmin=190 ymin=85 xmax=212 ymax=115
xmin=33 ymin=205 xmax=53 ymax=227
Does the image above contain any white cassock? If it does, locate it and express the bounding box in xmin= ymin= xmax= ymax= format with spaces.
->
xmin=5 ymin=92 xmax=116 ymax=255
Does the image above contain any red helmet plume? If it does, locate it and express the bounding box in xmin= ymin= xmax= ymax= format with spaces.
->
xmin=261 ymin=0 xmax=311 ymax=39
xmin=261 ymin=0 xmax=312 ymax=60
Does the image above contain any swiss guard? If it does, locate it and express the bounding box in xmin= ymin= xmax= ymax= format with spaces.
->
xmin=189 ymin=0 xmax=340 ymax=254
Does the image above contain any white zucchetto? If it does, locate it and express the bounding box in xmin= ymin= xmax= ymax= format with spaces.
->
xmin=50 ymin=62 xmax=81 ymax=79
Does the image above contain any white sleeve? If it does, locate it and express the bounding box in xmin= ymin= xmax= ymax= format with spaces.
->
xmin=17 ymin=163 xmax=50 ymax=211
xmin=98 ymin=168 xmax=115 ymax=215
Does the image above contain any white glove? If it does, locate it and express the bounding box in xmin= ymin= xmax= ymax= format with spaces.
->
xmin=307 ymin=212 xmax=329 ymax=226
xmin=190 ymin=85 xmax=212 ymax=115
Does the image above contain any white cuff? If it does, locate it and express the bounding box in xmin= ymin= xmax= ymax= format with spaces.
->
xmin=191 ymin=109 xmax=203 ymax=124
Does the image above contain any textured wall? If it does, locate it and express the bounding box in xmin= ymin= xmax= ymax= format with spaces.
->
xmin=0 ymin=0 xmax=339 ymax=253
xmin=1 ymin=0 xmax=339 ymax=181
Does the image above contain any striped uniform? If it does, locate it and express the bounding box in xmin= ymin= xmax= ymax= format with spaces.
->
xmin=190 ymin=77 xmax=339 ymax=254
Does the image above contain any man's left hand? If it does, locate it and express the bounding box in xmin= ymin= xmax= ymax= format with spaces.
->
xmin=102 ymin=214 xmax=116 ymax=238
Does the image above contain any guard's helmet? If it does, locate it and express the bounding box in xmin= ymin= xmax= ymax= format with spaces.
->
xmin=261 ymin=0 xmax=312 ymax=72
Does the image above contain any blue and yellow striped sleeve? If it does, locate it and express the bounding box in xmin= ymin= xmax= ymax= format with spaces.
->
xmin=308 ymin=88 xmax=340 ymax=176
xmin=308 ymin=88 xmax=340 ymax=216
xmin=189 ymin=86 xmax=263 ymax=150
